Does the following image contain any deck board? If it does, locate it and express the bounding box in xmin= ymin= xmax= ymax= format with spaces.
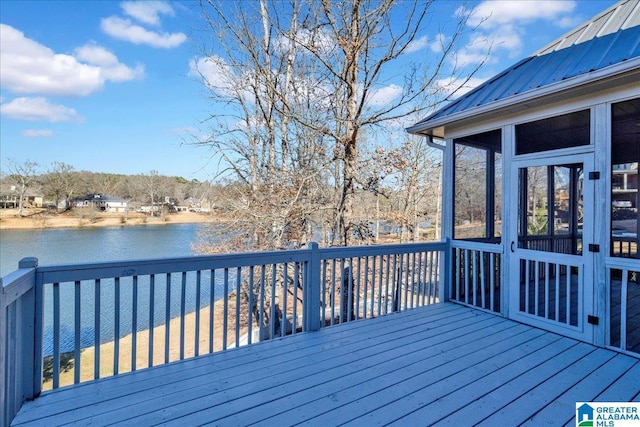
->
xmin=12 ymin=303 xmax=640 ymax=427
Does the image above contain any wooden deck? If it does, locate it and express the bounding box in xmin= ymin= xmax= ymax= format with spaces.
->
xmin=12 ymin=303 xmax=640 ymax=427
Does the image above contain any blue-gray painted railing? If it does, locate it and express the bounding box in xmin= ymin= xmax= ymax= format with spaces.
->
xmin=0 ymin=258 xmax=38 ymax=427
xmin=606 ymin=258 xmax=640 ymax=355
xmin=1 ymin=241 xmax=448 ymax=425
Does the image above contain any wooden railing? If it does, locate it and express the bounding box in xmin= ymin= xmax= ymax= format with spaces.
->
xmin=450 ymin=240 xmax=503 ymax=313
xmin=1 ymin=241 xmax=447 ymax=426
xmin=606 ymin=258 xmax=640 ymax=355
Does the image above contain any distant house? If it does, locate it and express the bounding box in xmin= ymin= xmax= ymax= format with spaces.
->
xmin=74 ymin=194 xmax=127 ymax=213
xmin=0 ymin=184 xmax=43 ymax=209
xmin=409 ymin=0 xmax=640 ymax=346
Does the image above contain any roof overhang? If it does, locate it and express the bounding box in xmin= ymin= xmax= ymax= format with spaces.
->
xmin=407 ymin=56 xmax=640 ymax=139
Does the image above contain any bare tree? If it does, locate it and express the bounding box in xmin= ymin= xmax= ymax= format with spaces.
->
xmin=41 ymin=162 xmax=76 ymax=213
xmin=372 ymin=136 xmax=442 ymax=242
xmin=195 ymin=0 xmax=483 ymax=247
xmin=6 ymin=159 xmax=39 ymax=217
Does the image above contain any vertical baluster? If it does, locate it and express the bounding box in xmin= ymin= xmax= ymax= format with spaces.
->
xmin=405 ymin=253 xmax=411 ymax=309
xmin=180 ymin=272 xmax=186 ymax=360
xmin=321 ymin=260 xmax=327 ymax=325
xmin=565 ymin=264 xmax=571 ymax=325
xmin=148 ymin=274 xmax=155 ymax=367
xmin=490 ymin=254 xmax=495 ymax=312
xmin=345 ymin=258 xmax=355 ymax=322
xmin=330 ymin=259 xmax=336 ymax=325
xmin=74 ymin=280 xmax=81 ymax=384
xmin=524 ymin=261 xmax=530 ymax=314
xmin=248 ymin=266 xmax=254 ymax=344
xmin=53 ymin=282 xmax=60 ymax=389
xmin=455 ymin=248 xmax=461 ymax=302
xmin=406 ymin=253 xmax=412 ymax=309
xmin=414 ymin=251 xmax=420 ymax=306
xmin=94 ymin=278 xmax=100 ymax=380
xmin=363 ymin=256 xmax=369 ymax=318
xmin=195 ymin=270 xmax=201 ymax=357
xmin=534 ymin=261 xmax=540 ymax=317
xmin=394 ymin=254 xmax=401 ymax=312
xmin=479 ymin=251 xmax=485 ymax=309
xmin=114 ymin=277 xmax=120 ymax=375
xmin=270 ymin=264 xmax=277 ymax=339
xmin=132 ymin=276 xmax=138 ymax=372
xmin=209 ymin=269 xmax=215 ymax=354
xmin=259 ymin=265 xmax=266 ymax=341
xmin=425 ymin=251 xmax=433 ymax=305
xmin=282 ymin=263 xmax=288 ymax=337
xmin=385 ymin=254 xmax=392 ymax=314
xmin=620 ymin=269 xmax=628 ymax=350
xmin=369 ymin=256 xmax=376 ymax=317
xmin=544 ymin=263 xmax=550 ymax=319
xmin=464 ymin=250 xmax=470 ymax=305
xmin=555 ymin=264 xmax=560 ymax=322
xmin=355 ymin=257 xmax=361 ymax=319
xmin=292 ymin=263 xmax=299 ymax=334
xmin=164 ymin=273 xmax=171 ymax=364
xmin=223 ymin=268 xmax=229 ymax=351
xmin=435 ymin=250 xmax=441 ymax=302
xmin=236 ymin=267 xmax=242 ymax=343
xmin=341 ymin=258 xmax=348 ymax=322
xmin=377 ymin=255 xmax=384 ymax=316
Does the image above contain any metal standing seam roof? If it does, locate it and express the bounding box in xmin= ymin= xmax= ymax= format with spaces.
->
xmin=408 ymin=0 xmax=640 ymax=134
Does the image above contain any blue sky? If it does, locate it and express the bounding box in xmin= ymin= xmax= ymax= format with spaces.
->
xmin=0 ymin=0 xmax=617 ymax=182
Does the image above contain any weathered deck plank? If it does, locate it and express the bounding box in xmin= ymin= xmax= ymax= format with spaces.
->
xmin=12 ymin=303 xmax=640 ymax=427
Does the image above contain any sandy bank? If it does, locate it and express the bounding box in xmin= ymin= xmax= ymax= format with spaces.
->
xmin=0 ymin=209 xmax=214 ymax=230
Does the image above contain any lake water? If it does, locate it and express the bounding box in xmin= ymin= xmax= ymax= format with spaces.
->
xmin=0 ymin=224 xmax=228 ymax=355
xmin=0 ymin=223 xmax=203 ymax=276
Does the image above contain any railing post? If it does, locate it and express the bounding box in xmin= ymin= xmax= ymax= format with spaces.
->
xmin=0 ymin=276 xmax=6 ymax=427
xmin=1 ymin=257 xmax=38 ymax=427
xmin=18 ymin=257 xmax=40 ymax=401
xmin=305 ymin=242 xmax=321 ymax=332
xmin=442 ymin=239 xmax=451 ymax=303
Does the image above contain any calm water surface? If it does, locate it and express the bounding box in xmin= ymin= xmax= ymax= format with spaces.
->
xmin=0 ymin=223 xmax=202 ymax=276
xmin=0 ymin=224 xmax=228 ymax=355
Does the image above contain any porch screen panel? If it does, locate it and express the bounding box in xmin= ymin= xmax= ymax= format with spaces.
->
xmin=515 ymin=109 xmax=590 ymax=155
xmin=453 ymin=129 xmax=501 ymax=242
xmin=517 ymin=164 xmax=584 ymax=255
xmin=611 ymin=98 xmax=639 ymax=259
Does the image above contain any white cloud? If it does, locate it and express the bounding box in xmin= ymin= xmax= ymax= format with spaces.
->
xmin=121 ymin=1 xmax=174 ymax=26
xmin=455 ymin=1 xmax=577 ymax=68
xmin=406 ymin=36 xmax=429 ymax=54
xmin=0 ymin=24 xmax=144 ymax=97
xmin=189 ymin=56 xmax=239 ymax=97
xmin=22 ymin=129 xmax=54 ymax=137
xmin=468 ymin=1 xmax=577 ymax=29
xmin=436 ymin=76 xmax=488 ymax=99
xmin=101 ymin=16 xmax=186 ymax=48
xmin=74 ymin=43 xmax=145 ymax=82
xmin=367 ymin=84 xmax=403 ymax=107
xmin=1 ymin=97 xmax=81 ymax=122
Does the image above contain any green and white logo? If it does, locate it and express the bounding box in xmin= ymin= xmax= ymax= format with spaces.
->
xmin=576 ymin=402 xmax=640 ymax=427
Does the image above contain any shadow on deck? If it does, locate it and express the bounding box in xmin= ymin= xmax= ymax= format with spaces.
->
xmin=12 ymin=303 xmax=640 ymax=426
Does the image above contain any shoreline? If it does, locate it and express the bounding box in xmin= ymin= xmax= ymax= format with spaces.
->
xmin=0 ymin=208 xmax=214 ymax=231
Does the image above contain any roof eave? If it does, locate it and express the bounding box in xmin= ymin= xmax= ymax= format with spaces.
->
xmin=407 ymin=56 xmax=640 ymax=137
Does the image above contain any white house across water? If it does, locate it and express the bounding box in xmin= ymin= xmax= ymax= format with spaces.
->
xmin=408 ymin=0 xmax=640 ymax=352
